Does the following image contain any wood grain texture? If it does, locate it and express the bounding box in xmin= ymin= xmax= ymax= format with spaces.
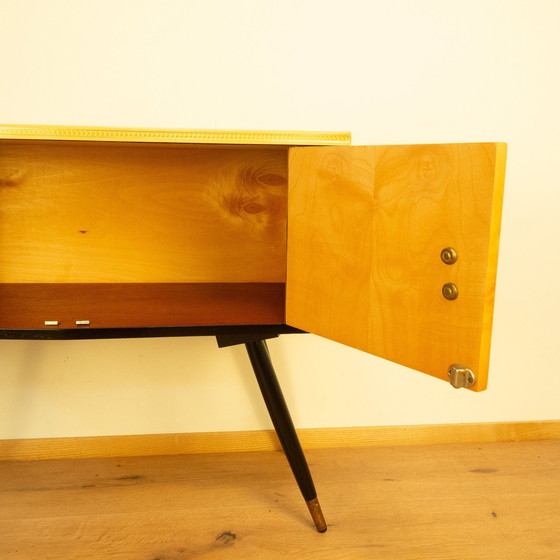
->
xmin=0 ymin=141 xmax=288 ymax=283
xmin=287 ymin=143 xmax=507 ymax=391
xmin=2 ymin=421 xmax=557 ymax=461
xmin=0 ymin=440 xmax=558 ymax=558
xmin=0 ymin=283 xmax=285 ymax=329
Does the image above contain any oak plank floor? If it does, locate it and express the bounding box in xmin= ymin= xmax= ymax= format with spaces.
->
xmin=0 ymin=439 xmax=558 ymax=559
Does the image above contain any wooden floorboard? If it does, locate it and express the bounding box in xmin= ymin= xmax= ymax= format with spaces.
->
xmin=0 ymin=439 xmax=559 ymax=559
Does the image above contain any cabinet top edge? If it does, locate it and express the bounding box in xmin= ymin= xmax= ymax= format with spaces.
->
xmin=0 ymin=124 xmax=352 ymax=146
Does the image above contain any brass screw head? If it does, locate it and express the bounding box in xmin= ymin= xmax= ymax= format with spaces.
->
xmin=441 ymin=247 xmax=458 ymax=265
xmin=442 ymin=283 xmax=459 ymax=300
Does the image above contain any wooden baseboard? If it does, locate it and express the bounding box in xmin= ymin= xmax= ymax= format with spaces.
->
xmin=1 ymin=420 xmax=558 ymax=462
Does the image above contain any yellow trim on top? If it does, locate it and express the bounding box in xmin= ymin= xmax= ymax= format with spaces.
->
xmin=0 ymin=124 xmax=352 ymax=146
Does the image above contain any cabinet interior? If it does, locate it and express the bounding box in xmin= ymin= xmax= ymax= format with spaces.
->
xmin=0 ymin=140 xmax=289 ymax=329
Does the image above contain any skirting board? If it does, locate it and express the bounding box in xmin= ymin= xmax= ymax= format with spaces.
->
xmin=1 ymin=420 xmax=559 ymax=462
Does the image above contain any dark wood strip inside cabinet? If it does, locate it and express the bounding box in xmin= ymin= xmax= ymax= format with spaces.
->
xmin=0 ymin=283 xmax=286 ymax=329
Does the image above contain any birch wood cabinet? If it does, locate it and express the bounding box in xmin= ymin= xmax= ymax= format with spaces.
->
xmin=0 ymin=125 xmax=506 ymax=532
xmin=0 ymin=125 xmax=506 ymax=391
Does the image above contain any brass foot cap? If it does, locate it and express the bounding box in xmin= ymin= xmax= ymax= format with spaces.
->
xmin=306 ymin=498 xmax=327 ymax=532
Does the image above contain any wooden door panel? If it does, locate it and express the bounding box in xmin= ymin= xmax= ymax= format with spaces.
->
xmin=286 ymin=143 xmax=506 ymax=391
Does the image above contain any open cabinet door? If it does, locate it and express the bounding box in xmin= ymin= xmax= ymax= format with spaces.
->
xmin=286 ymin=143 xmax=506 ymax=391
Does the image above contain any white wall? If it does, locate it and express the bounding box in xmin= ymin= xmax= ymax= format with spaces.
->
xmin=1 ymin=0 xmax=559 ymax=439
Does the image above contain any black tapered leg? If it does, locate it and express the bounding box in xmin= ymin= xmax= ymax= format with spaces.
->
xmin=245 ymin=339 xmax=327 ymax=532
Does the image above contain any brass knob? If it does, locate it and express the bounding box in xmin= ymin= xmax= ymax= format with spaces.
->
xmin=441 ymin=247 xmax=458 ymax=265
xmin=442 ymin=283 xmax=459 ymax=300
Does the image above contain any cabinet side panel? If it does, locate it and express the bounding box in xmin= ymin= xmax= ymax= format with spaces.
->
xmin=287 ymin=144 xmax=506 ymax=391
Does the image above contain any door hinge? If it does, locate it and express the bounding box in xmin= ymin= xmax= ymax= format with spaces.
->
xmin=448 ymin=364 xmax=476 ymax=389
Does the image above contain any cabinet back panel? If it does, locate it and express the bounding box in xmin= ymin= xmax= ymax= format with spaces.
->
xmin=0 ymin=141 xmax=288 ymax=283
